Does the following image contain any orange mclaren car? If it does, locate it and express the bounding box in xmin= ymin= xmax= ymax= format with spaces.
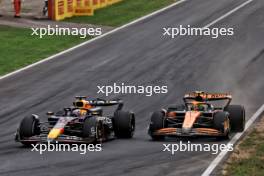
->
xmin=148 ymin=91 xmax=245 ymax=140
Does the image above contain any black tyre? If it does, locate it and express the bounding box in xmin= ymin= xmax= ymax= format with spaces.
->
xmin=149 ymin=111 xmax=165 ymax=141
xmin=19 ymin=115 xmax=40 ymax=138
xmin=83 ymin=116 xmax=98 ymax=141
xmin=19 ymin=115 xmax=40 ymax=146
xmin=113 ymin=111 xmax=135 ymax=138
xmin=213 ymin=112 xmax=230 ymax=140
xmin=225 ymin=105 xmax=245 ymax=132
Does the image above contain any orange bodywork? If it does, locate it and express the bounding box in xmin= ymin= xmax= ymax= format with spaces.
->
xmin=182 ymin=111 xmax=201 ymax=129
xmin=184 ymin=92 xmax=232 ymax=100
xmin=154 ymin=110 xmax=224 ymax=136
xmin=157 ymin=128 xmax=177 ymax=133
xmin=195 ymin=128 xmax=221 ymax=135
xmin=156 ymin=128 xmax=221 ymax=134
xmin=151 ymin=91 xmax=232 ymax=137
xmin=167 ymin=111 xmax=177 ymax=118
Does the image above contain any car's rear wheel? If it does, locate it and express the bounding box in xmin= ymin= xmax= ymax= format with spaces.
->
xmin=113 ymin=111 xmax=135 ymax=138
xmin=19 ymin=115 xmax=40 ymax=146
xmin=149 ymin=111 xmax=166 ymax=141
xmin=225 ymin=105 xmax=245 ymax=132
xmin=213 ymin=112 xmax=230 ymax=140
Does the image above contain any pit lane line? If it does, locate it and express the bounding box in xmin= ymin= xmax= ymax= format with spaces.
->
xmin=201 ymin=104 xmax=264 ymax=176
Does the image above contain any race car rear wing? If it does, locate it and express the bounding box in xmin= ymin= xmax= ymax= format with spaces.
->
xmin=87 ymin=99 xmax=124 ymax=110
xmin=183 ymin=91 xmax=232 ymax=106
xmin=74 ymin=97 xmax=124 ymax=111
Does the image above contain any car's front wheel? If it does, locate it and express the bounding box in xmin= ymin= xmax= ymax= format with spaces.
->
xmin=149 ymin=111 xmax=166 ymax=141
xmin=213 ymin=112 xmax=230 ymax=140
xmin=19 ymin=115 xmax=40 ymax=146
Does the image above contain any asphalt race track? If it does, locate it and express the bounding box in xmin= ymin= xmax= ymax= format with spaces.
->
xmin=0 ymin=0 xmax=264 ymax=175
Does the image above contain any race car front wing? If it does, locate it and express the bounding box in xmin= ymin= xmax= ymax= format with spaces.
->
xmin=153 ymin=127 xmax=225 ymax=137
xmin=15 ymin=132 xmax=98 ymax=144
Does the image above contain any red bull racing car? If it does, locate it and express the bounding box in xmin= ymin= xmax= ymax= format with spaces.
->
xmin=15 ymin=97 xmax=135 ymax=146
xmin=148 ymin=91 xmax=245 ymax=140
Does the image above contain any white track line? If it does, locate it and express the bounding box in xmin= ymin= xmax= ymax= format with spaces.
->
xmin=201 ymin=1 xmax=256 ymax=174
xmin=0 ymin=0 xmax=188 ymax=81
xmin=201 ymin=104 xmax=264 ymax=176
xmin=203 ymin=0 xmax=253 ymax=28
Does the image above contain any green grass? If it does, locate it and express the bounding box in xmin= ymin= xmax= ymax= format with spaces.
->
xmin=224 ymin=127 xmax=264 ymax=176
xmin=0 ymin=0 xmax=175 ymax=75
xmin=0 ymin=26 xmax=86 ymax=76
xmin=65 ymin=0 xmax=175 ymax=26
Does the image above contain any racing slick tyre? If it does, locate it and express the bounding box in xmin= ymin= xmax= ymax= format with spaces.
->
xmin=19 ymin=115 xmax=40 ymax=146
xmin=83 ymin=116 xmax=103 ymax=142
xmin=113 ymin=111 xmax=135 ymax=138
xmin=225 ymin=105 xmax=245 ymax=132
xmin=149 ymin=111 xmax=166 ymax=141
xmin=213 ymin=112 xmax=230 ymax=140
